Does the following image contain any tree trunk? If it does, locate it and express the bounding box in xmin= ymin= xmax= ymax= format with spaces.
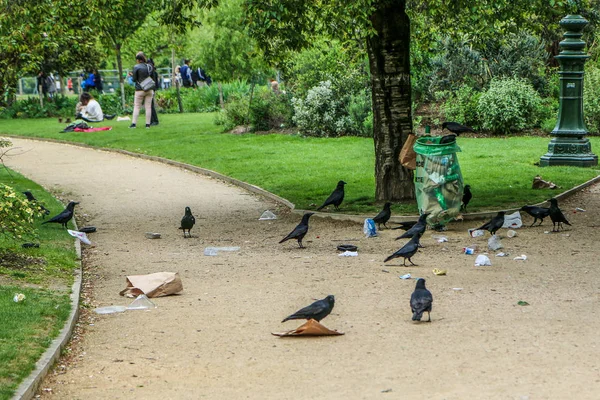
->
xmin=115 ymin=43 xmax=126 ymax=109
xmin=368 ymin=0 xmax=415 ymax=201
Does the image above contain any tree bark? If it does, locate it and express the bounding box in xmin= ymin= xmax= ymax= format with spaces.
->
xmin=115 ymin=43 xmax=126 ymax=109
xmin=368 ymin=0 xmax=415 ymax=201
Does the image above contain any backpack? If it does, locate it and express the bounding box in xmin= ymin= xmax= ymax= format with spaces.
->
xmin=62 ymin=120 xmax=89 ymax=133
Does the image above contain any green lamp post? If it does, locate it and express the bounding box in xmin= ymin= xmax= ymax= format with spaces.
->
xmin=540 ymin=14 xmax=598 ymax=167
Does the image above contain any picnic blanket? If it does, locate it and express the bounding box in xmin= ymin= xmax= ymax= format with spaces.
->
xmin=74 ymin=126 xmax=112 ymax=132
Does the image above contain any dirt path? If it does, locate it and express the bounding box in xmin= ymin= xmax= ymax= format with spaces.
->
xmin=6 ymin=138 xmax=600 ymax=399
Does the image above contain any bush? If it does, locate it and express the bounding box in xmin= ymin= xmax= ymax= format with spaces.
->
xmin=292 ymin=81 xmax=349 ymax=137
xmin=155 ymin=81 xmax=251 ymax=114
xmin=0 ymin=182 xmax=45 ymax=241
xmin=584 ymin=64 xmax=600 ymax=133
xmin=442 ymin=85 xmax=482 ymax=128
xmin=477 ymin=78 xmax=543 ymax=134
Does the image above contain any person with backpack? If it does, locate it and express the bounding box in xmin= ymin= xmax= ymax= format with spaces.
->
xmin=130 ymin=51 xmax=155 ymax=129
xmin=180 ymin=59 xmax=192 ymax=88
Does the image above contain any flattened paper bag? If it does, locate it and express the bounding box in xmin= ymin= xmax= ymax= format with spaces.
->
xmin=272 ymin=319 xmax=344 ymax=337
xmin=120 ymin=272 xmax=183 ymax=298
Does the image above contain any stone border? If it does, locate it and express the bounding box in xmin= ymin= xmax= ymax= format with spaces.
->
xmin=8 ymin=136 xmax=600 ymax=225
xmin=12 ymin=229 xmax=82 ymax=400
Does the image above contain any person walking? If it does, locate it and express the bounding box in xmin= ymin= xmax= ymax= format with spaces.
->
xmin=130 ymin=52 xmax=154 ymax=129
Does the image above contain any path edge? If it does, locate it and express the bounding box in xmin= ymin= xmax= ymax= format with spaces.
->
xmin=7 ymin=136 xmax=600 ymax=224
xmin=12 ymin=227 xmax=83 ymax=400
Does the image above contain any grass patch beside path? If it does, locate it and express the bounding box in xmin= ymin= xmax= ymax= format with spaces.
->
xmin=0 ymin=167 xmax=78 ymax=400
xmin=1 ymin=114 xmax=599 ymax=213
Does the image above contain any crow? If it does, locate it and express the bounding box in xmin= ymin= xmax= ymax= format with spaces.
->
xmin=373 ymin=202 xmax=392 ymax=230
xmin=439 ymin=134 xmax=457 ymax=144
xmin=282 ymin=295 xmax=335 ymax=323
xmin=22 ymin=191 xmax=50 ymax=217
xmin=179 ymin=206 xmax=196 ymax=238
xmin=442 ymin=121 xmax=475 ymax=135
xmin=391 ymin=220 xmax=418 ymax=231
xmin=42 ymin=201 xmax=79 ymax=229
xmin=279 ymin=212 xmax=314 ymax=248
xmin=461 ymin=185 xmax=472 ymax=213
xmin=549 ymin=198 xmax=571 ymax=232
xmin=384 ymin=232 xmax=422 ymax=266
xmin=410 ymin=278 xmax=433 ymax=322
xmin=474 ymin=211 xmax=505 ymax=236
xmin=317 ymin=180 xmax=346 ymax=211
xmin=395 ymin=213 xmax=428 ymax=240
xmin=521 ymin=205 xmax=551 ymax=227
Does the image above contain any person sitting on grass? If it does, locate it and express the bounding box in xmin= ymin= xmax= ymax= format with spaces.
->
xmin=76 ymin=93 xmax=115 ymax=122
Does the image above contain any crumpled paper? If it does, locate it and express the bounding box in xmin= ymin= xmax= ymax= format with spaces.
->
xmin=272 ymin=319 xmax=344 ymax=337
xmin=119 ymin=272 xmax=183 ymax=298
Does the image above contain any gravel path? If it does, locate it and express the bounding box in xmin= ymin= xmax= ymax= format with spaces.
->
xmin=6 ymin=138 xmax=600 ymax=399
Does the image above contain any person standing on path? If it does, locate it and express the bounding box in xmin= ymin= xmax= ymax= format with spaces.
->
xmin=130 ymin=52 xmax=154 ymax=129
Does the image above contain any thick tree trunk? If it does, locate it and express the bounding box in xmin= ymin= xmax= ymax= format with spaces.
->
xmin=368 ymin=0 xmax=415 ymax=201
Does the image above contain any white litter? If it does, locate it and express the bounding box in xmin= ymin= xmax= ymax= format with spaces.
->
xmin=469 ymin=229 xmax=485 ymax=237
xmin=496 ymin=252 xmax=508 ymax=257
xmin=432 ymin=235 xmax=448 ymax=243
xmin=502 ymin=211 xmax=523 ymax=229
xmin=506 ymin=230 xmax=517 ymax=238
xmin=513 ymin=255 xmax=528 ymax=261
xmin=204 ymin=246 xmax=241 ymax=256
xmin=399 ymin=274 xmax=412 ymax=280
xmin=475 ymin=254 xmax=492 ymax=266
xmin=117 ymin=116 xmax=131 ymax=121
xmin=127 ymin=294 xmax=156 ymax=310
xmin=452 ymin=288 xmax=463 ymax=291
xmin=258 ymin=210 xmax=277 ymax=220
xmin=67 ymin=229 xmax=91 ymax=245
xmin=488 ymin=234 xmax=503 ymax=251
xmin=13 ymin=293 xmax=26 ymax=303
xmin=338 ymin=251 xmax=358 ymax=257
xmin=94 ymin=306 xmax=127 ymax=314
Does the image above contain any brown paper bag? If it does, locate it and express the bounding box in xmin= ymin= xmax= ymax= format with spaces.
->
xmin=271 ymin=319 xmax=344 ymax=337
xmin=399 ymin=134 xmax=417 ymax=170
xmin=119 ymin=272 xmax=183 ymax=298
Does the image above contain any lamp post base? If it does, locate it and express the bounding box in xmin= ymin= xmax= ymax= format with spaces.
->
xmin=539 ymin=137 xmax=598 ymax=167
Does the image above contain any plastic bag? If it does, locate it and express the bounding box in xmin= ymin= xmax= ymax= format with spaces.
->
xmin=502 ymin=211 xmax=522 ymax=229
xmin=363 ymin=218 xmax=377 ymax=237
xmin=474 ymin=255 xmax=492 ymax=266
xmin=488 ymin=234 xmax=503 ymax=251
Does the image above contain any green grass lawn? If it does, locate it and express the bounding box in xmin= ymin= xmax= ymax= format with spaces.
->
xmin=0 ymin=167 xmax=78 ymax=400
xmin=1 ymin=113 xmax=599 ymax=213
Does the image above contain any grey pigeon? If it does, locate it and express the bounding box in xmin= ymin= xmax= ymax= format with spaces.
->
xmin=410 ymin=278 xmax=433 ymax=322
xmin=549 ymin=198 xmax=571 ymax=232
xmin=395 ymin=213 xmax=428 ymax=240
xmin=317 ymin=181 xmax=346 ymax=211
xmin=279 ymin=212 xmax=314 ymax=248
xmin=474 ymin=211 xmax=505 ymax=236
xmin=521 ymin=205 xmax=550 ymax=227
xmin=373 ymin=202 xmax=392 ymax=229
xmin=179 ymin=206 xmax=196 ymax=238
xmin=282 ymin=295 xmax=335 ymax=323
xmin=384 ymin=232 xmax=422 ymax=266
xmin=42 ymin=201 xmax=79 ymax=229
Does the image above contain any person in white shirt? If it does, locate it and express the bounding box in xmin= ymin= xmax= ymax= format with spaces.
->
xmin=76 ymin=92 xmax=114 ymax=122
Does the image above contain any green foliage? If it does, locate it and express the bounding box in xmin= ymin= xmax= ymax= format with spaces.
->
xmin=156 ymin=81 xmax=251 ymax=113
xmin=442 ymin=85 xmax=482 ymax=128
xmin=0 ymin=184 xmax=45 ymax=241
xmin=0 ymin=96 xmax=77 ymax=119
xmin=584 ymin=64 xmax=600 ymax=133
xmin=477 ymin=78 xmax=543 ymax=134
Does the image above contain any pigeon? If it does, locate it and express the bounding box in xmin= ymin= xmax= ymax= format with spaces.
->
xmin=391 ymin=220 xmax=418 ymax=231
xmin=22 ymin=191 xmax=50 ymax=217
xmin=395 ymin=213 xmax=428 ymax=240
xmin=384 ymin=232 xmax=422 ymax=266
xmin=410 ymin=278 xmax=433 ymax=322
xmin=373 ymin=202 xmax=392 ymax=229
xmin=317 ymin=180 xmax=346 ymax=211
xmin=520 ymin=205 xmax=551 ymax=227
xmin=461 ymin=185 xmax=472 ymax=212
xmin=442 ymin=121 xmax=475 ymax=134
xmin=282 ymin=295 xmax=335 ymax=323
xmin=474 ymin=211 xmax=505 ymax=236
xmin=549 ymin=198 xmax=571 ymax=232
xmin=279 ymin=212 xmax=314 ymax=248
xmin=179 ymin=206 xmax=196 ymax=238
xmin=42 ymin=201 xmax=79 ymax=229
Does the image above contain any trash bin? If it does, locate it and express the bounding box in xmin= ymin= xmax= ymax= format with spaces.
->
xmin=413 ymin=136 xmax=464 ymax=227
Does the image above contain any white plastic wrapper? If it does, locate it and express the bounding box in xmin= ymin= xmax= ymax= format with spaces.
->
xmin=502 ymin=211 xmax=522 ymax=229
xmin=488 ymin=234 xmax=503 ymax=251
xmin=474 ymin=254 xmax=492 ymax=266
xmin=67 ymin=229 xmax=91 ymax=245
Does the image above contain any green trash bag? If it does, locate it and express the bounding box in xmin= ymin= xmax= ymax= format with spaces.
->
xmin=413 ymin=136 xmax=464 ymax=227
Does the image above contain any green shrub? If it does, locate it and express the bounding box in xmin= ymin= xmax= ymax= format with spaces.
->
xmin=0 ymin=182 xmax=45 ymax=240
xmin=155 ymin=81 xmax=251 ymax=114
xmin=477 ymin=78 xmax=543 ymax=134
xmin=584 ymin=64 xmax=600 ymax=133
xmin=442 ymin=85 xmax=482 ymax=128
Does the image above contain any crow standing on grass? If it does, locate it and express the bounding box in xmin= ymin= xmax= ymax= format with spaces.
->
xmin=279 ymin=212 xmax=314 ymax=248
xmin=179 ymin=206 xmax=196 ymax=238
xmin=384 ymin=232 xmax=422 ymax=266
xmin=461 ymin=185 xmax=472 ymax=213
xmin=317 ymin=181 xmax=346 ymax=211
xmin=22 ymin=191 xmax=50 ymax=217
xmin=549 ymin=198 xmax=571 ymax=232
xmin=42 ymin=201 xmax=79 ymax=229
xmin=473 ymin=211 xmax=505 ymax=236
xmin=373 ymin=202 xmax=392 ymax=230
xmin=410 ymin=278 xmax=433 ymax=322
xmin=282 ymin=295 xmax=335 ymax=323
xmin=520 ymin=205 xmax=551 ymax=227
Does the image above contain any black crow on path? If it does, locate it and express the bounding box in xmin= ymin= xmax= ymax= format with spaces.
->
xmin=42 ymin=201 xmax=79 ymax=229
xmin=442 ymin=121 xmax=475 ymax=135
xmin=410 ymin=278 xmax=433 ymax=322
xmin=373 ymin=202 xmax=392 ymax=229
xmin=317 ymin=181 xmax=346 ymax=211
xmin=461 ymin=185 xmax=472 ymax=212
xmin=279 ymin=212 xmax=314 ymax=248
xmin=520 ymin=205 xmax=551 ymax=227
xmin=282 ymin=295 xmax=335 ymax=323
xmin=391 ymin=220 xmax=418 ymax=231
xmin=474 ymin=211 xmax=505 ymax=236
xmin=179 ymin=206 xmax=196 ymax=238
xmin=549 ymin=198 xmax=571 ymax=232
xmin=22 ymin=191 xmax=50 ymax=217
xmin=384 ymin=232 xmax=422 ymax=266
xmin=395 ymin=213 xmax=428 ymax=240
